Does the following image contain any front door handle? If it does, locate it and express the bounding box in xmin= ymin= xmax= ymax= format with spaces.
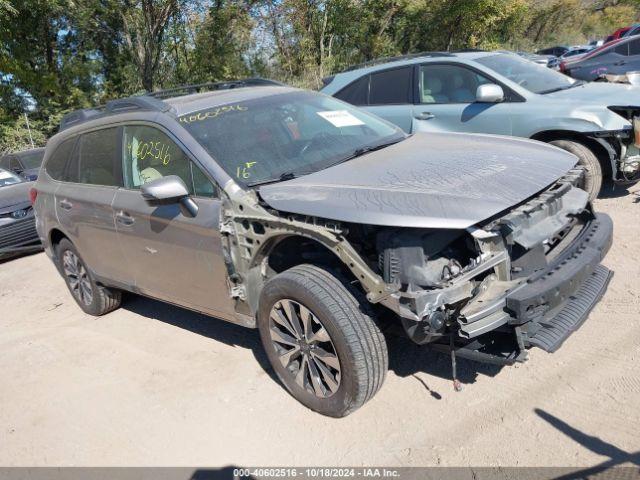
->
xmin=414 ymin=112 xmax=435 ymax=120
xmin=115 ymin=211 xmax=135 ymax=226
xmin=59 ymin=199 xmax=73 ymax=211
xmin=614 ymin=60 xmax=627 ymax=66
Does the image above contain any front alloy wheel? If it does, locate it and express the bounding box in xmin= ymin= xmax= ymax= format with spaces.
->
xmin=257 ymin=264 xmax=388 ymax=417
xmin=269 ymin=299 xmax=341 ymax=398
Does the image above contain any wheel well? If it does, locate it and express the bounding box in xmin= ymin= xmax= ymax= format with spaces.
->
xmin=49 ymin=228 xmax=68 ymax=255
xmin=530 ymin=130 xmax=613 ymax=178
xmin=264 ymin=235 xmax=360 ymax=286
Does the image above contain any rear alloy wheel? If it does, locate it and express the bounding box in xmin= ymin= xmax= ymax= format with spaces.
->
xmin=549 ymin=139 xmax=603 ymax=201
xmin=258 ymin=264 xmax=388 ymax=417
xmin=62 ymin=250 xmax=94 ymax=307
xmin=56 ymin=238 xmax=122 ymax=316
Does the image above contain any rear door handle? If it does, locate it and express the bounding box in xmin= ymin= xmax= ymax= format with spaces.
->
xmin=614 ymin=60 xmax=627 ymax=66
xmin=59 ymin=199 xmax=73 ymax=211
xmin=414 ymin=112 xmax=435 ymax=120
xmin=115 ymin=211 xmax=135 ymax=226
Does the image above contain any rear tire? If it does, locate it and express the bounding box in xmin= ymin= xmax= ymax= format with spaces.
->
xmin=257 ymin=264 xmax=388 ymax=417
xmin=56 ymin=238 xmax=121 ymax=316
xmin=549 ymin=139 xmax=602 ymax=200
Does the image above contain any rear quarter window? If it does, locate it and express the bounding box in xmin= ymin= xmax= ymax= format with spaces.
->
xmin=334 ymin=75 xmax=369 ymax=105
xmin=45 ymin=138 xmax=77 ymax=180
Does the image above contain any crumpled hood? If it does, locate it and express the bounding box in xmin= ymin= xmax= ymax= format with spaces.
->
xmin=259 ymin=133 xmax=578 ymax=229
xmin=544 ymin=82 xmax=640 ymax=109
xmin=0 ymin=181 xmax=32 ymax=215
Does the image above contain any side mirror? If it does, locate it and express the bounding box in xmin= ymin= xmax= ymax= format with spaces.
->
xmin=140 ymin=175 xmax=199 ymax=217
xmin=475 ymin=84 xmax=505 ymax=103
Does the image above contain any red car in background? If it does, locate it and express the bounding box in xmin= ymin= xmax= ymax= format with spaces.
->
xmin=604 ymin=27 xmax=631 ymax=44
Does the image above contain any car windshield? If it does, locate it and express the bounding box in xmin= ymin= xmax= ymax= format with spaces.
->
xmin=0 ymin=168 xmax=23 ymax=187
xmin=179 ymin=90 xmax=405 ymax=186
xmin=476 ymin=53 xmax=578 ymax=94
xmin=18 ymin=150 xmax=44 ymax=169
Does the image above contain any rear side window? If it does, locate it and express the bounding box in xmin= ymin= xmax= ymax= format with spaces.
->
xmin=76 ymin=128 xmax=123 ymax=186
xmin=615 ymin=43 xmax=629 ymax=56
xmin=369 ymin=67 xmax=413 ymax=105
xmin=334 ymin=76 xmax=369 ymax=105
xmin=45 ymin=138 xmax=76 ymax=180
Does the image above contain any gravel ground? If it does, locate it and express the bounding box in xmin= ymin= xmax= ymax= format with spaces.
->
xmin=0 ymin=182 xmax=639 ymax=468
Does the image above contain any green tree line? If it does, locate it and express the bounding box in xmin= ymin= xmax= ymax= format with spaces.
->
xmin=1 ymin=0 xmax=639 ymax=153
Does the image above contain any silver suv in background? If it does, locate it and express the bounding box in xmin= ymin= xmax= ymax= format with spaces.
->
xmin=320 ymin=51 xmax=640 ymax=200
xmin=34 ymin=81 xmax=613 ymax=416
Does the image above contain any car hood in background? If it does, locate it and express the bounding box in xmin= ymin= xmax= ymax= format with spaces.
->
xmin=0 ymin=181 xmax=32 ymax=215
xmin=544 ymin=82 xmax=640 ymax=108
xmin=259 ymin=133 xmax=577 ymax=229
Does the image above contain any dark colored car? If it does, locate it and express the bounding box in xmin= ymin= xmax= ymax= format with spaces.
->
xmin=563 ymin=35 xmax=640 ymax=81
xmin=536 ymin=46 xmax=569 ymax=57
xmin=0 ymin=168 xmax=41 ymax=259
xmin=0 ymin=147 xmax=45 ymax=181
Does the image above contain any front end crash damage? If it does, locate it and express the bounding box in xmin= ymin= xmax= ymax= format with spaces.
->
xmin=219 ymin=168 xmax=612 ymax=367
xmin=598 ymin=106 xmax=640 ymax=181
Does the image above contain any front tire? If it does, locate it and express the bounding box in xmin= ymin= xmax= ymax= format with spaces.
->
xmin=56 ymin=238 xmax=122 ymax=316
xmin=257 ymin=264 xmax=388 ymax=417
xmin=549 ymin=139 xmax=602 ymax=200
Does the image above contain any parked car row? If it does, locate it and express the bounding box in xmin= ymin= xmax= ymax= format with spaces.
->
xmin=24 ymin=73 xmax=621 ymax=417
xmin=321 ymin=50 xmax=640 ymax=199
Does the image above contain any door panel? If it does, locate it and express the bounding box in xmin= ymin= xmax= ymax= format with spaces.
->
xmin=412 ymin=63 xmax=513 ymax=135
xmin=115 ymin=123 xmax=235 ymax=318
xmin=55 ymin=183 xmax=126 ymax=282
xmin=365 ymin=105 xmax=414 ymax=133
xmin=112 ymin=189 xmax=235 ymax=317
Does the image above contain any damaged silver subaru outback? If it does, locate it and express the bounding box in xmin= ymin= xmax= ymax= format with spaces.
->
xmin=34 ymin=80 xmax=613 ymax=417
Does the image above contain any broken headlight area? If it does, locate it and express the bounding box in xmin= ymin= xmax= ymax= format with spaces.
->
xmin=370 ymin=175 xmax=611 ymax=366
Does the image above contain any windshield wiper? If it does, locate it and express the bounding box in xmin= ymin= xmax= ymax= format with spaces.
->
xmin=539 ymin=80 xmax=585 ymax=94
xmin=324 ymin=137 xmax=406 ymax=169
xmin=247 ymin=136 xmax=406 ymax=187
xmin=247 ymin=171 xmax=301 ymax=187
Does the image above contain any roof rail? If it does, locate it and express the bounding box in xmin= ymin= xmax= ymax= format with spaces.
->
xmin=341 ymin=52 xmax=454 ymax=72
xmin=58 ymin=78 xmax=284 ymax=131
xmin=59 ymin=96 xmax=172 ymax=131
xmin=147 ymin=78 xmax=285 ymax=100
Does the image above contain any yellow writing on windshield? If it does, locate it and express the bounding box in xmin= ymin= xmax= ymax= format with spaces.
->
xmin=179 ymin=105 xmax=248 ymax=125
xmin=236 ymin=161 xmax=257 ymax=179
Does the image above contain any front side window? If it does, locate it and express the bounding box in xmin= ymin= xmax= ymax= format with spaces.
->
xmin=476 ymin=53 xmax=578 ymax=94
xmin=420 ymin=64 xmax=492 ymax=104
xmin=178 ymin=91 xmax=404 ymax=187
xmin=369 ymin=67 xmax=413 ymax=104
xmin=629 ymin=40 xmax=640 ymax=56
xmin=77 ymin=128 xmax=123 ymax=186
xmin=122 ymin=125 xmax=216 ymax=197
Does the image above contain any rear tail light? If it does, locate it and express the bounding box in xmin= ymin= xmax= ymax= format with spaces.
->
xmin=29 ymin=187 xmax=38 ymax=205
xmin=634 ymin=117 xmax=640 ymax=148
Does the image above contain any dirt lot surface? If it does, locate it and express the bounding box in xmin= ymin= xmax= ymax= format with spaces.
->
xmin=1 ymin=182 xmax=639 ymax=468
